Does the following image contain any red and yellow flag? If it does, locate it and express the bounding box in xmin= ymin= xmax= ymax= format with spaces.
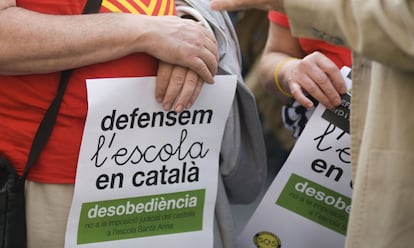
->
xmin=101 ymin=0 xmax=175 ymax=16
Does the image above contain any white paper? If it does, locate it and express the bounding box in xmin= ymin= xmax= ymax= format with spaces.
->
xmin=237 ymin=67 xmax=352 ymax=248
xmin=65 ymin=75 xmax=237 ymax=248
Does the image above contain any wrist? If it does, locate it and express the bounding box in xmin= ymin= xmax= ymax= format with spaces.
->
xmin=273 ymin=57 xmax=298 ymax=97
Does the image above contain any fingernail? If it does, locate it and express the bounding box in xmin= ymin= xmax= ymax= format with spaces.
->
xmin=207 ymin=75 xmax=214 ymax=84
xmin=156 ymin=96 xmax=163 ymax=103
xmin=334 ymin=96 xmax=342 ymax=106
xmin=175 ymin=104 xmax=183 ymax=113
xmin=163 ymin=103 xmax=171 ymax=111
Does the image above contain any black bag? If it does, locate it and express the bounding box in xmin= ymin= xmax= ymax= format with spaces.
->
xmin=0 ymin=3 xmax=102 ymax=248
xmin=0 ymin=157 xmax=26 ymax=248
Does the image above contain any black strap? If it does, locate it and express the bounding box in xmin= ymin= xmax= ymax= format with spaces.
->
xmin=19 ymin=0 xmax=102 ymax=183
xmin=83 ymin=0 xmax=103 ymax=14
xmin=20 ymin=70 xmax=72 ymax=181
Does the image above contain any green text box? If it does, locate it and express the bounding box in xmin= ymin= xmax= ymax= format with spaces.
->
xmin=77 ymin=189 xmax=205 ymax=244
xmin=276 ymin=174 xmax=351 ymax=235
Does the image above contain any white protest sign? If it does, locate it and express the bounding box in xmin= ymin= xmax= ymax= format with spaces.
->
xmin=65 ymin=75 xmax=237 ymax=248
xmin=237 ymin=67 xmax=352 ymax=248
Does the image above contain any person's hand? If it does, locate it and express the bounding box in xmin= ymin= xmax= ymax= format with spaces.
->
xmin=156 ymin=62 xmax=205 ymax=113
xmin=210 ymin=0 xmax=284 ymax=12
xmin=143 ymin=15 xmax=219 ymax=85
xmin=280 ymin=52 xmax=347 ymax=109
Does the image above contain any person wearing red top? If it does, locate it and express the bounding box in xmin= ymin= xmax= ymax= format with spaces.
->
xmin=0 ymin=0 xmax=218 ymax=247
xmin=259 ymin=11 xmax=352 ymax=138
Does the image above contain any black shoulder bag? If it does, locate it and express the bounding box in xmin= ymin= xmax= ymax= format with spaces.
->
xmin=0 ymin=1 xmax=102 ymax=248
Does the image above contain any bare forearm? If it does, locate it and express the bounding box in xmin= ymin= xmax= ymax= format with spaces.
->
xmin=259 ymin=24 xmax=304 ymax=103
xmin=210 ymin=0 xmax=285 ymax=12
xmin=0 ymin=7 xmax=149 ymax=75
xmin=0 ymin=6 xmax=218 ymax=83
xmin=260 ymin=22 xmax=346 ymax=109
xmin=260 ymin=51 xmax=292 ymax=103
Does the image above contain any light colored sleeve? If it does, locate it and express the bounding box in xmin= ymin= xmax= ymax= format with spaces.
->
xmin=285 ymin=0 xmax=414 ymax=71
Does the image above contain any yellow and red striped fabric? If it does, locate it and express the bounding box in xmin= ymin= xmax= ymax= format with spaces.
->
xmin=101 ymin=0 xmax=175 ymax=15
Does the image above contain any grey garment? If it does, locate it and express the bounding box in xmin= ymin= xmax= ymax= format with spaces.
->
xmin=214 ymin=175 xmax=235 ymax=248
xmin=178 ymin=0 xmax=267 ymax=203
xmin=177 ymin=1 xmax=268 ymax=247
